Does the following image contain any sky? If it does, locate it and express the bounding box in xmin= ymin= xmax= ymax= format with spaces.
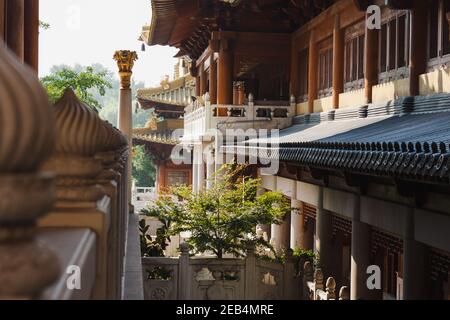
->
xmin=39 ymin=0 xmax=178 ymax=87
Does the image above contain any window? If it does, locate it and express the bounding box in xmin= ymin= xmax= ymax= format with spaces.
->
xmin=297 ymin=48 xmax=309 ymax=102
xmin=318 ymin=37 xmax=333 ymax=98
xmin=379 ymin=11 xmax=410 ymax=83
xmin=344 ymin=22 xmax=365 ymax=91
xmin=428 ymin=0 xmax=450 ymax=69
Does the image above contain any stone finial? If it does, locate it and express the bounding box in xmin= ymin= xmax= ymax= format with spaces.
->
xmin=180 ymin=242 xmax=190 ymax=254
xmin=113 ymin=50 xmax=138 ymax=89
xmin=326 ymin=277 xmax=336 ymax=299
xmin=303 ymin=261 xmax=313 ymax=282
xmin=248 ymin=93 xmax=254 ymax=103
xmin=339 ymin=286 xmax=350 ymax=300
xmin=41 ymin=88 xmax=106 ymax=204
xmin=0 ymin=44 xmax=59 ymax=299
xmin=314 ymin=268 xmax=324 ymax=290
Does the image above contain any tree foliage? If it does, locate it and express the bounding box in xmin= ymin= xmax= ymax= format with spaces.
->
xmin=132 ymin=145 xmax=156 ymax=187
xmin=142 ymin=165 xmax=291 ymax=259
xmin=41 ymin=65 xmax=112 ymax=109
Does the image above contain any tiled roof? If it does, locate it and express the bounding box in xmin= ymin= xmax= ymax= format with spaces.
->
xmin=225 ymin=94 xmax=450 ymax=183
xmin=133 ymin=131 xmax=179 ymax=146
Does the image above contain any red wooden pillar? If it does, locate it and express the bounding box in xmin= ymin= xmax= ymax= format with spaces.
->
xmin=0 ymin=0 xmax=5 ymax=41
xmin=218 ymin=38 xmax=234 ymax=105
xmin=6 ymin=0 xmax=25 ymax=61
xmin=409 ymin=0 xmax=427 ymax=96
xmin=24 ymin=0 xmax=39 ymax=73
xmin=209 ymin=54 xmax=217 ymax=104
xmin=364 ymin=13 xmax=379 ymax=104
xmin=307 ymin=30 xmax=318 ymax=113
xmin=332 ymin=15 xmax=344 ymax=109
xmin=290 ymin=42 xmax=299 ymax=99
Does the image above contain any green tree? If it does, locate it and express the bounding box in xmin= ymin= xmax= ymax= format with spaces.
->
xmin=142 ymin=165 xmax=290 ymax=259
xmin=41 ymin=65 xmax=112 ymax=109
xmin=132 ymin=145 xmax=156 ymax=187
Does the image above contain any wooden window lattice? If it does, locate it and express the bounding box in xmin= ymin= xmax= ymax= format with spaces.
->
xmin=430 ymin=248 xmax=450 ymax=281
xmin=331 ymin=214 xmax=352 ymax=236
xmin=371 ymin=228 xmax=404 ymax=255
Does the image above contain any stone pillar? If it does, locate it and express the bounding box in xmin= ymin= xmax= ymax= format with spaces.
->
xmin=197 ymin=144 xmax=205 ymax=192
xmin=403 ymin=207 xmax=428 ymax=300
xmin=192 ymin=146 xmax=198 ymax=193
xmin=307 ymin=29 xmax=318 ymax=113
xmin=24 ymin=0 xmax=39 ymax=73
xmin=114 ymin=50 xmax=138 ymax=212
xmin=218 ymin=38 xmax=233 ymax=105
xmin=206 ymin=149 xmax=215 ymax=190
xmin=332 ymin=14 xmax=344 ymax=109
xmin=315 ymin=187 xmax=333 ymax=277
xmin=364 ymin=13 xmax=378 ymax=104
xmin=0 ymin=43 xmax=59 ymax=299
xmin=350 ymin=195 xmax=372 ymax=300
xmin=6 ymin=0 xmax=24 ymax=61
xmin=409 ymin=0 xmax=427 ymax=96
xmin=291 ymin=199 xmax=306 ymax=249
xmin=209 ymin=55 xmax=217 ymax=104
xmin=271 ymin=213 xmax=291 ymax=253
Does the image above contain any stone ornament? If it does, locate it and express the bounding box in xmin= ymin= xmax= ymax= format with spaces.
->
xmin=113 ymin=50 xmax=138 ymax=89
xmin=0 ymin=44 xmax=59 ymax=299
xmin=41 ymin=88 xmax=106 ymax=204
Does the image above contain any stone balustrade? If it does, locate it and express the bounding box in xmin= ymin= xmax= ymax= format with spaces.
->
xmin=141 ymin=244 xmax=300 ymax=300
xmin=0 ymin=43 xmax=135 ymax=300
xmin=302 ymin=261 xmax=349 ymax=301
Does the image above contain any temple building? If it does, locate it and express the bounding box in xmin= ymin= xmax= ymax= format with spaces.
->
xmin=142 ymin=0 xmax=450 ymax=300
xmin=133 ymin=60 xmax=195 ymax=193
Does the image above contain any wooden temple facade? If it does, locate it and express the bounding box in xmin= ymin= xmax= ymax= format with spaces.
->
xmin=143 ymin=0 xmax=450 ymax=300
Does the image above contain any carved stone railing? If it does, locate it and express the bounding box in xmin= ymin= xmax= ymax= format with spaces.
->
xmin=302 ymin=261 xmax=349 ymax=301
xmin=141 ymin=244 xmax=300 ymax=300
xmin=39 ymin=88 xmax=130 ymax=299
xmin=0 ymin=42 xmax=60 ymax=300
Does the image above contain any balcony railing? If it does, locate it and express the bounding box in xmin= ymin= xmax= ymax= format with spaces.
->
xmin=183 ymin=94 xmax=296 ymax=141
xmin=0 ymin=45 xmax=140 ymax=300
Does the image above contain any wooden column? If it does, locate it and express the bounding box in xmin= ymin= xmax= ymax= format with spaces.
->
xmin=307 ymin=30 xmax=318 ymax=113
xmin=409 ymin=0 xmax=427 ymax=96
xmin=209 ymin=55 xmax=217 ymax=104
xmin=199 ymin=62 xmax=207 ymax=96
xmin=332 ymin=15 xmax=344 ymax=109
xmin=218 ymin=38 xmax=234 ymax=105
xmin=290 ymin=42 xmax=299 ymax=99
xmin=24 ymin=0 xmax=39 ymax=73
xmin=0 ymin=0 xmax=5 ymax=41
xmin=6 ymin=0 xmax=25 ymax=61
xmin=364 ymin=13 xmax=379 ymax=104
xmin=195 ymin=76 xmax=201 ymax=97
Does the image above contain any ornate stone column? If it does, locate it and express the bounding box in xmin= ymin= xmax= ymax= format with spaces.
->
xmin=114 ymin=50 xmax=138 ymax=212
xmin=315 ymin=187 xmax=333 ymax=277
xmin=290 ymin=199 xmax=306 ymax=249
xmin=0 ymin=44 xmax=59 ymax=299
